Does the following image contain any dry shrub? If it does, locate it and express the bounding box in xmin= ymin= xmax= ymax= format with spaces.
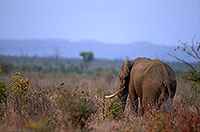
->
xmin=91 ymin=119 xmax=132 ymax=132
xmin=131 ymin=103 xmax=200 ymax=132
xmin=104 ymin=97 xmax=122 ymax=120
xmin=0 ymin=72 xmax=200 ymax=132
xmin=25 ymin=118 xmax=52 ymax=132
xmin=50 ymin=84 xmax=98 ymax=130
xmin=0 ymin=72 xmax=98 ymax=131
xmin=0 ymin=111 xmax=20 ymax=132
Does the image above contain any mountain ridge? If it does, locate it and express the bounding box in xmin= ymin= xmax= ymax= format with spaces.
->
xmin=0 ymin=39 xmax=191 ymax=61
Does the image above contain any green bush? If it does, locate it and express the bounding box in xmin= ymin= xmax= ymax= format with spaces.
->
xmin=0 ymin=60 xmax=13 ymax=73
xmin=183 ymin=70 xmax=200 ymax=94
xmin=58 ymin=64 xmax=67 ymax=74
xmin=105 ymin=97 xmax=121 ymax=120
xmin=7 ymin=72 xmax=31 ymax=102
xmin=172 ymin=41 xmax=200 ymax=99
xmin=6 ymin=72 xmax=52 ymax=122
xmin=54 ymin=85 xmax=97 ymax=129
xmin=0 ymin=80 xmax=7 ymax=104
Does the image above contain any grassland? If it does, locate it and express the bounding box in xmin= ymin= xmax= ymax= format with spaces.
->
xmin=0 ymin=56 xmax=199 ymax=132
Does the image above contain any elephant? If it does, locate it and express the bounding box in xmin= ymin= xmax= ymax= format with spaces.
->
xmin=105 ymin=57 xmax=177 ymax=116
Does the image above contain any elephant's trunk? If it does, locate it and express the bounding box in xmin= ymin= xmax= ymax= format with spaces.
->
xmin=118 ymin=86 xmax=129 ymax=112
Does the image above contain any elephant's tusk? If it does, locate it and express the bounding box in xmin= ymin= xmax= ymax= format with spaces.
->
xmin=105 ymin=88 xmax=125 ymax=99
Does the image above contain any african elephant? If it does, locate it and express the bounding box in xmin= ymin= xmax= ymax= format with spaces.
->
xmin=105 ymin=57 xmax=176 ymax=116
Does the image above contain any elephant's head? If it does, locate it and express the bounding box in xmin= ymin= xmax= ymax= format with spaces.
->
xmin=117 ymin=60 xmax=134 ymax=110
xmin=118 ymin=60 xmax=132 ymax=89
xmin=105 ymin=60 xmax=134 ymax=111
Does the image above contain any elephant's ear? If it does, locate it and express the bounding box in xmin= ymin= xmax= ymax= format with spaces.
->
xmin=118 ymin=60 xmax=134 ymax=111
xmin=119 ymin=60 xmax=134 ymax=80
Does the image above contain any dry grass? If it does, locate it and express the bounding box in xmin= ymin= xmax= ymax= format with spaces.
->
xmin=0 ymin=72 xmax=199 ymax=132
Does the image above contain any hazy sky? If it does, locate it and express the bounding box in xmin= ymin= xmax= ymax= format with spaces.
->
xmin=0 ymin=0 xmax=199 ymax=45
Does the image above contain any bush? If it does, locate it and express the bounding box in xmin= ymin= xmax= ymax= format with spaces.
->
xmin=0 ymin=80 xmax=7 ymax=104
xmin=6 ymin=72 xmax=52 ymax=125
xmin=0 ymin=70 xmax=200 ymax=131
xmin=54 ymin=85 xmax=97 ymax=129
xmin=0 ymin=80 xmax=8 ymax=119
xmin=171 ymin=41 xmax=200 ymax=102
xmin=7 ymin=72 xmax=32 ymax=105
xmin=105 ymin=97 xmax=121 ymax=120
xmin=144 ymin=104 xmax=200 ymax=132
xmin=0 ymin=60 xmax=13 ymax=73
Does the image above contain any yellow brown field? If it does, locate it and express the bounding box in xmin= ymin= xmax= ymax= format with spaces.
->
xmin=0 ymin=71 xmax=199 ymax=132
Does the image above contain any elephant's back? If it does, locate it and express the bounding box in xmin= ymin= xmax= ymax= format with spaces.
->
xmin=132 ymin=58 xmax=173 ymax=76
xmin=132 ymin=58 xmax=162 ymax=75
xmin=131 ymin=59 xmax=173 ymax=88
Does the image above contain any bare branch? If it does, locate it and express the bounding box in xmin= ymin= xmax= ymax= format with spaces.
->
xmin=190 ymin=37 xmax=200 ymax=59
xmin=167 ymin=53 xmax=198 ymax=73
xmin=178 ymin=39 xmax=200 ymax=59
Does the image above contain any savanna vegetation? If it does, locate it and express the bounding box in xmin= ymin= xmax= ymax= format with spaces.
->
xmin=0 ymin=42 xmax=199 ymax=132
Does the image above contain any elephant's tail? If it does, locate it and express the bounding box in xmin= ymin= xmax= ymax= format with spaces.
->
xmin=162 ymin=63 xmax=176 ymax=100
xmin=166 ymin=80 xmax=177 ymax=99
xmin=158 ymin=82 xmax=170 ymax=107
xmin=161 ymin=80 xmax=175 ymax=103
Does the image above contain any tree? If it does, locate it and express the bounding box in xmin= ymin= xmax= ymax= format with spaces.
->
xmin=79 ymin=51 xmax=94 ymax=64
xmin=79 ymin=51 xmax=94 ymax=72
xmin=169 ymin=40 xmax=200 ymax=95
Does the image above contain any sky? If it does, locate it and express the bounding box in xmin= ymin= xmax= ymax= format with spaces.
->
xmin=0 ymin=0 xmax=200 ymax=45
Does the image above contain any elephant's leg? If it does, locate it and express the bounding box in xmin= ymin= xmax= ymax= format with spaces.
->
xmin=169 ymin=80 xmax=177 ymax=99
xmin=140 ymin=93 xmax=159 ymax=116
xmin=158 ymin=87 xmax=175 ymax=113
xmin=158 ymin=87 xmax=169 ymax=108
xmin=140 ymin=97 xmax=148 ymax=116
xmin=129 ymin=89 xmax=138 ymax=116
xmin=158 ymin=92 xmax=167 ymax=108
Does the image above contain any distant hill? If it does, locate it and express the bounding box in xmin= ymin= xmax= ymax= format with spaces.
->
xmin=0 ymin=39 xmax=193 ymax=61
